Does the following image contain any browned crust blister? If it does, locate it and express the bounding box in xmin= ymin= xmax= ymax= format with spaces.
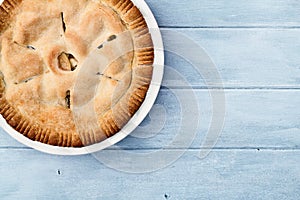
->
xmin=0 ymin=0 xmax=154 ymax=147
xmin=0 ymin=0 xmax=21 ymax=34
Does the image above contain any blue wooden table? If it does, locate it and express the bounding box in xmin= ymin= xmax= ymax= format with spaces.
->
xmin=1 ymin=0 xmax=300 ymax=199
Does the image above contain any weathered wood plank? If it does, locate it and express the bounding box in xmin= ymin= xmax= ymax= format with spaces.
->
xmin=1 ymin=0 xmax=299 ymax=27
xmin=1 ymin=90 xmax=299 ymax=149
xmin=145 ymin=0 xmax=300 ymax=27
xmin=0 ymin=149 xmax=299 ymax=199
xmin=117 ymin=89 xmax=300 ymax=150
xmin=162 ymin=28 xmax=300 ymax=88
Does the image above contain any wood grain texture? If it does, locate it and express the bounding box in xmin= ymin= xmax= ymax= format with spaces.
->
xmin=1 ymin=89 xmax=299 ymax=149
xmin=145 ymin=0 xmax=300 ymax=27
xmin=162 ymin=28 xmax=300 ymax=88
xmin=0 ymin=149 xmax=299 ymax=199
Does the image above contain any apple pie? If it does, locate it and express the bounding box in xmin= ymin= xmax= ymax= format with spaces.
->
xmin=0 ymin=0 xmax=154 ymax=147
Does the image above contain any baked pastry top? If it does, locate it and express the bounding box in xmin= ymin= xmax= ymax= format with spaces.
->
xmin=0 ymin=0 xmax=154 ymax=147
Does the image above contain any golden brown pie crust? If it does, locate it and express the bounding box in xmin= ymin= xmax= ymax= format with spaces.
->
xmin=0 ymin=0 xmax=154 ymax=147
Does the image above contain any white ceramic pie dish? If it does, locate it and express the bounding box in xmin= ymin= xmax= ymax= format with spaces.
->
xmin=0 ymin=0 xmax=164 ymax=155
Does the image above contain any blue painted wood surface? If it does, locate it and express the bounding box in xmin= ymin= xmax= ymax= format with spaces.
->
xmin=145 ymin=0 xmax=300 ymax=27
xmin=1 ymin=149 xmax=300 ymax=199
xmin=1 ymin=0 xmax=300 ymax=199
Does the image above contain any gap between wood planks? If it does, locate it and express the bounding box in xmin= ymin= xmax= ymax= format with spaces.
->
xmin=1 ymin=147 xmax=300 ymax=151
xmin=160 ymin=86 xmax=300 ymax=90
xmin=159 ymin=26 xmax=300 ymax=29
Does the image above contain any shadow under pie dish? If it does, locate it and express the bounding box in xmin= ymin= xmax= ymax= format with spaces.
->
xmin=0 ymin=0 xmax=155 ymax=147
